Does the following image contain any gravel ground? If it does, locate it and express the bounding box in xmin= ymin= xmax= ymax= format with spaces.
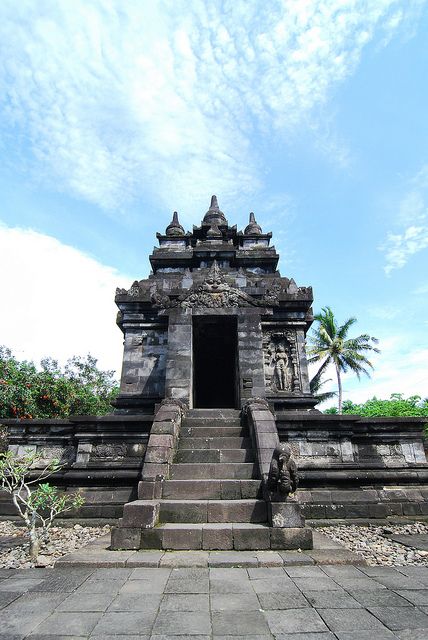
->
xmin=3 ymin=520 xmax=428 ymax=568
xmin=320 ymin=521 xmax=428 ymax=566
xmin=0 ymin=521 xmax=110 ymax=569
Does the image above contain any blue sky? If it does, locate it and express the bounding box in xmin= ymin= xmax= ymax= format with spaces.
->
xmin=0 ymin=0 xmax=427 ymax=405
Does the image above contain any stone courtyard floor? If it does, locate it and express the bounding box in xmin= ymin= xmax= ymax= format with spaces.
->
xmin=2 ymin=563 xmax=428 ymax=639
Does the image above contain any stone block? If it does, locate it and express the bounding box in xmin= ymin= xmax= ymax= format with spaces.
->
xmin=220 ymin=480 xmax=241 ymax=500
xmin=324 ymin=503 xmax=347 ymax=519
xmin=344 ymin=504 xmax=369 ymax=518
xmin=368 ymin=503 xmax=388 ymax=518
xmin=122 ymin=500 xmax=160 ymax=528
xmin=257 ymin=432 xmax=279 ymax=449
xmin=151 ymin=421 xmax=177 ymax=435
xmin=240 ymin=480 xmax=262 ymax=498
xmin=145 ymin=445 xmax=172 ymax=464
xmin=310 ymin=504 xmax=326 ymax=519
xmin=160 ymin=500 xmax=207 ymax=523
xmin=148 ymin=434 xmax=174 ymax=448
xmin=140 ymin=529 xmax=163 ymax=549
xmin=111 ymin=527 xmax=141 ymax=550
xmin=162 ymin=526 xmax=202 ymax=550
xmin=141 ymin=463 xmax=168 ymax=480
xmin=233 ymin=524 xmax=270 ymax=550
xmin=268 ymin=501 xmax=305 ymax=528
xmin=402 ymin=502 xmax=422 ymax=516
xmin=203 ymin=524 xmax=233 ymax=550
xmin=138 ymin=480 xmax=163 ymax=500
xmin=270 ymin=527 xmax=313 ymax=550
xmin=208 ymin=499 xmax=267 ymax=523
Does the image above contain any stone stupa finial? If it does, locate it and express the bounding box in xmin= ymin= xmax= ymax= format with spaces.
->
xmin=203 ymin=195 xmax=227 ymax=226
xmin=244 ymin=211 xmax=262 ymax=235
xmin=165 ymin=211 xmax=185 ymax=236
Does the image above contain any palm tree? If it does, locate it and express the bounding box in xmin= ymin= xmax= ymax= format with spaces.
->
xmin=309 ymin=369 xmax=337 ymax=404
xmin=308 ymin=307 xmax=380 ymax=414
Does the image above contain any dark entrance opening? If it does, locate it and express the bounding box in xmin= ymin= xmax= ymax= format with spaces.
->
xmin=193 ymin=316 xmax=237 ymax=408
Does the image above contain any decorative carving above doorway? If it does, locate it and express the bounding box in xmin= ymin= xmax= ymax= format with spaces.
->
xmin=152 ymin=261 xmax=281 ymax=309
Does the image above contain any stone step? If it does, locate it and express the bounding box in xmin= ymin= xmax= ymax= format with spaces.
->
xmin=159 ymin=479 xmax=262 ymax=500
xmin=169 ymin=462 xmax=258 ymax=480
xmin=186 ymin=409 xmax=241 ymax=419
xmin=124 ymin=522 xmax=313 ymax=551
xmin=179 ymin=436 xmax=252 ymax=450
xmin=159 ymin=499 xmax=267 ymax=523
xmin=182 ymin=417 xmax=242 ymax=429
xmin=181 ymin=425 xmax=247 ymax=438
xmin=175 ymin=449 xmax=254 ymax=463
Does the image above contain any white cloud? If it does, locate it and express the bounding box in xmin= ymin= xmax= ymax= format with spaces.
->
xmin=0 ymin=223 xmax=130 ymax=374
xmin=381 ymin=163 xmax=428 ymax=275
xmin=0 ymin=0 xmax=418 ymax=214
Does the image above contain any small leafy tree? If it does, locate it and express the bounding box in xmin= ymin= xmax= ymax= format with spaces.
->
xmin=0 ymin=450 xmax=84 ymax=562
xmin=0 ymin=347 xmax=119 ymax=419
xmin=308 ymin=307 xmax=380 ymax=414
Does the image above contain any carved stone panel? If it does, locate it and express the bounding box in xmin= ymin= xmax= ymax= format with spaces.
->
xmin=263 ymin=330 xmax=302 ymax=393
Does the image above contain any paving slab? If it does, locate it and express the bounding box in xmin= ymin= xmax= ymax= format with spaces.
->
xmin=212 ymin=610 xmax=271 ymax=635
xmin=279 ymin=551 xmax=315 ymax=566
xmin=317 ymin=607 xmax=391 ymax=632
xmin=28 ymin=568 xmax=93 ymax=592
xmin=396 ymin=589 xmax=428 ymax=605
xmin=161 ymin=593 xmax=210 ymax=611
xmin=284 ymin=565 xmax=325 ymax=578
xmin=211 ymin=591 xmax=261 ymax=610
xmin=0 ymin=591 xmax=21 ymax=609
xmin=57 ymin=591 xmax=116 ymax=612
xmin=0 ymin=563 xmax=427 ymax=638
xmin=395 ymin=630 xmax=428 ymax=639
xmin=250 ymin=576 xmax=300 ymax=595
xmin=274 ymin=634 xmax=336 ymax=640
xmin=29 ymin=611 xmax=102 ymax=636
xmin=107 ymin=592 xmax=162 ymax=612
xmin=125 ymin=550 xmax=164 ymax=567
xmin=334 ymin=632 xmax=398 ymax=640
xmin=247 ymin=566 xmax=285 ymax=579
xmin=152 ymin=610 xmax=212 ymax=635
xmin=389 ymin=534 xmax=428 ymax=550
xmin=257 ymin=590 xmax=310 ymax=609
xmin=265 ymin=608 xmax=329 ymax=634
xmin=208 ymin=551 xmax=260 ymax=567
xmin=348 ymin=589 xmax=414 ymax=607
xmin=304 ymin=590 xmax=362 ymax=609
xmin=91 ymin=610 xmax=157 ymax=635
xmin=293 ymin=576 xmax=344 ymax=592
xmin=368 ymin=605 xmax=428 ymax=630
xmin=160 ymin=550 xmax=209 ymax=567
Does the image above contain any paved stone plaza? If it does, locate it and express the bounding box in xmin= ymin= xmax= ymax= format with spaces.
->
xmin=1 ymin=564 xmax=428 ymax=639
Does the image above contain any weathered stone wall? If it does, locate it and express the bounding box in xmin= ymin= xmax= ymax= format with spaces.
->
xmin=1 ymin=415 xmax=152 ymax=520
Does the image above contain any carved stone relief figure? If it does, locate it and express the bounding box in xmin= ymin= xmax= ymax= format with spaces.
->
xmin=263 ymin=330 xmax=302 ymax=393
xmin=271 ymin=343 xmax=291 ymax=391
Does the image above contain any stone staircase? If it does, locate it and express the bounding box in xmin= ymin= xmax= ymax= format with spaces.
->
xmin=141 ymin=409 xmax=272 ymax=550
xmin=113 ymin=408 xmax=312 ymax=550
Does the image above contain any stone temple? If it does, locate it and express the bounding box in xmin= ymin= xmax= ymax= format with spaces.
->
xmin=2 ymin=196 xmax=428 ymax=552
xmin=113 ymin=195 xmax=316 ymax=415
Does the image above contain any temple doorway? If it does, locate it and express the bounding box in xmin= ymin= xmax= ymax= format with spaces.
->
xmin=193 ymin=316 xmax=237 ymax=408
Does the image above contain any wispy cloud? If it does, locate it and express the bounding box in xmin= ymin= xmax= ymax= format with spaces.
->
xmin=381 ymin=164 xmax=428 ymax=275
xmin=0 ymin=0 xmax=420 ymax=212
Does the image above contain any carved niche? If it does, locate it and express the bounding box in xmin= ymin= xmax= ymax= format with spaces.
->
xmin=263 ymin=330 xmax=302 ymax=393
